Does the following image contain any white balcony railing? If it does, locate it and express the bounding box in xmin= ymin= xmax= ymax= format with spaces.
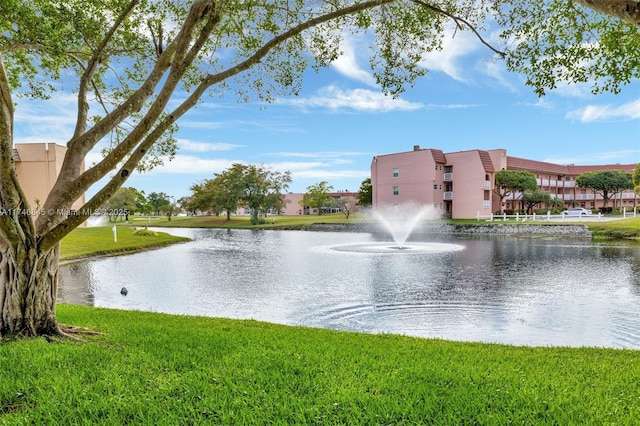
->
xmin=443 ymin=173 xmax=453 ymax=181
xmin=443 ymin=191 xmax=453 ymax=200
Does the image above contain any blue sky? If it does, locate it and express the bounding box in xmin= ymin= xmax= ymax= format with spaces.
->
xmin=13 ymin=29 xmax=640 ymax=200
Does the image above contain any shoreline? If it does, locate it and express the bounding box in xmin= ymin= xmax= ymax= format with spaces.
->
xmin=306 ymin=222 xmax=593 ymax=238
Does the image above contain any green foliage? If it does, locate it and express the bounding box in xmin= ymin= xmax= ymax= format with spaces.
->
xmin=576 ymin=170 xmax=634 ymax=207
xmin=2 ymin=305 xmax=640 ymax=423
xmin=189 ymin=164 xmax=291 ymax=223
xmin=522 ymin=190 xmax=555 ymax=214
xmin=633 ymin=164 xmax=640 ymax=194
xmin=146 ymin=192 xmax=171 ymax=215
xmin=132 ymin=228 xmax=158 ymax=237
xmin=301 ymin=181 xmax=334 ymax=215
xmin=495 ymin=0 xmax=640 ymax=96
xmin=494 ymin=170 xmax=538 ymax=212
xmin=358 ymin=178 xmax=373 ymax=207
xmin=102 ymin=187 xmax=142 ymax=221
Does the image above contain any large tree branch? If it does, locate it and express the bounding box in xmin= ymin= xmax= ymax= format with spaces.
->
xmin=206 ymin=0 xmax=396 ymax=86
xmin=411 ymin=0 xmax=506 ymax=57
xmin=74 ymin=0 xmax=141 ymax=140
xmin=573 ymin=0 xmax=640 ymax=25
xmin=0 ymin=53 xmax=21 ymax=244
xmin=38 ymin=2 xmax=209 ymax=224
xmin=37 ymin=1 xmax=221 ymax=237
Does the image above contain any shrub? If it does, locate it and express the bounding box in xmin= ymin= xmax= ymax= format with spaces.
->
xmin=133 ymin=228 xmax=158 ymax=237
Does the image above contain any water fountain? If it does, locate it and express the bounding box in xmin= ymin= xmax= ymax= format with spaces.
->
xmin=373 ymin=203 xmax=440 ymax=249
xmin=333 ymin=203 xmax=464 ymax=254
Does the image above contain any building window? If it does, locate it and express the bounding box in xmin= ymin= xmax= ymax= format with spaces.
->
xmin=433 ymin=184 xmax=438 ymax=190
xmin=393 ymin=186 xmax=399 ymax=196
xmin=392 ymin=167 xmax=399 ymax=177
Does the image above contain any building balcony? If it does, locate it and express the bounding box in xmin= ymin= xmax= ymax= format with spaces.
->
xmin=443 ymin=191 xmax=453 ymax=200
xmin=484 ymin=180 xmax=491 ymax=190
xmin=443 ymin=173 xmax=453 ymax=182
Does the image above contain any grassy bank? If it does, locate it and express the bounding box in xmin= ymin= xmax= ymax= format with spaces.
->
xmin=132 ymin=213 xmax=640 ymax=239
xmin=1 ymin=305 xmax=639 ymax=424
xmin=587 ymin=217 xmax=640 ymax=239
xmin=130 ymin=212 xmax=368 ymax=229
xmin=60 ymin=225 xmax=191 ymax=260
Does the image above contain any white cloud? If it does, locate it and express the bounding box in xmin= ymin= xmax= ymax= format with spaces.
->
xmin=292 ymin=168 xmax=369 ymax=180
xmin=178 ymin=139 xmax=243 ymax=152
xmin=112 ymin=155 xmax=237 ymax=175
xmin=282 ymin=85 xmax=422 ymax=112
xmin=566 ymin=99 xmax=640 ymax=122
xmin=544 ymin=149 xmax=640 ymax=165
xmin=419 ymin=27 xmax=482 ymax=82
xmin=331 ymin=35 xmax=376 ymax=86
xmin=269 ymin=151 xmax=367 ymax=159
xmin=14 ymin=94 xmax=78 ymax=144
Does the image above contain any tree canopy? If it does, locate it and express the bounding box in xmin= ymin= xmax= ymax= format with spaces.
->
xmin=301 ymin=181 xmax=334 ymax=215
xmin=1 ymin=0 xmax=638 ymax=337
xmin=358 ymin=178 xmax=373 ymax=207
xmin=521 ymin=190 xmax=560 ymax=214
xmin=576 ymin=169 xmax=634 ymax=208
xmin=633 ymin=164 xmax=640 ymax=194
xmin=190 ymin=163 xmax=291 ymax=223
xmin=494 ymin=170 xmax=538 ymax=212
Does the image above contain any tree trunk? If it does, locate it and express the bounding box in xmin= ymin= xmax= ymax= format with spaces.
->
xmin=0 ymin=242 xmax=61 ymax=338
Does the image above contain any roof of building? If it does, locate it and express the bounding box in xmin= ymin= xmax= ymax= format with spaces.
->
xmin=507 ymin=156 xmax=636 ymax=176
xmin=478 ymin=150 xmax=495 ymax=173
xmin=567 ymin=164 xmax=636 ymax=174
xmin=507 ymin=156 xmax=569 ymax=175
xmin=430 ymin=149 xmax=447 ymax=164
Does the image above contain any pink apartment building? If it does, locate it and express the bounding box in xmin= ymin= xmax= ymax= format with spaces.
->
xmin=13 ymin=143 xmax=85 ymax=212
xmin=371 ymin=145 xmax=637 ymax=219
xmin=280 ymin=191 xmax=360 ymax=215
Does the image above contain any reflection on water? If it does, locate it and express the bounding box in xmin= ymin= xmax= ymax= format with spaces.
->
xmin=59 ymin=228 xmax=640 ymax=349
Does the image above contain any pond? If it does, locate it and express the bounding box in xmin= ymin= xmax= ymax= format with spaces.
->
xmin=59 ymin=228 xmax=640 ymax=349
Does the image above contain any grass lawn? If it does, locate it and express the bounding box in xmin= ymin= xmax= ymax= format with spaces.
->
xmin=132 ymin=211 xmax=369 ymax=229
xmin=1 ymin=304 xmax=639 ymax=424
xmin=587 ymin=217 xmax=640 ymax=239
xmin=59 ymin=225 xmax=191 ymax=260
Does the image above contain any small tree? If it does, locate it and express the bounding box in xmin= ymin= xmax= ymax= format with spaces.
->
xmin=301 ymin=182 xmax=334 ymax=215
xmin=494 ymin=170 xmax=538 ymax=213
xmin=576 ymin=170 xmax=634 ymax=209
xmin=358 ymin=178 xmax=373 ymax=208
xmin=633 ymin=164 xmax=640 ymax=195
xmin=103 ymin=187 xmax=139 ymax=221
xmin=521 ymin=191 xmax=554 ymax=215
xmin=337 ymin=196 xmax=353 ymax=219
xmin=147 ymin=192 xmax=171 ymax=216
xmin=241 ymin=165 xmax=292 ymax=224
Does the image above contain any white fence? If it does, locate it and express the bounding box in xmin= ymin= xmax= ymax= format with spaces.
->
xmin=476 ymin=207 xmax=638 ymax=222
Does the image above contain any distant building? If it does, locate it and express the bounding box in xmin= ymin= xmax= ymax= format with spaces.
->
xmin=371 ymin=145 xmax=637 ymax=219
xmin=13 ymin=143 xmax=85 ymax=212
xmin=281 ymin=191 xmax=361 ymax=215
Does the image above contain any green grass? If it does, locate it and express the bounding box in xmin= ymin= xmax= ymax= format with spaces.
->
xmin=130 ymin=213 xmax=640 ymax=239
xmin=60 ymin=225 xmax=191 ymax=260
xmin=134 ymin=212 xmax=368 ymax=229
xmin=1 ymin=305 xmax=639 ymax=424
xmin=587 ymin=217 xmax=640 ymax=239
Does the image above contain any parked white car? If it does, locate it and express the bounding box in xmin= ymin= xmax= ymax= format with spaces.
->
xmin=562 ymin=207 xmax=593 ymax=216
